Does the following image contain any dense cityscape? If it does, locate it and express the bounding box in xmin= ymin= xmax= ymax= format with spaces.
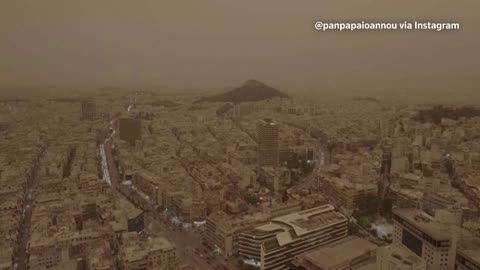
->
xmin=0 ymin=81 xmax=479 ymax=270
xmin=1 ymin=0 xmax=479 ymax=269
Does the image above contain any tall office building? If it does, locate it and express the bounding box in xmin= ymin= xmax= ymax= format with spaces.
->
xmin=119 ymin=118 xmax=142 ymax=145
xmin=257 ymin=119 xmax=279 ymax=167
xmin=238 ymin=204 xmax=348 ymax=270
xmin=392 ymin=208 xmax=456 ymax=270
xmin=81 ymin=99 xmax=96 ymax=120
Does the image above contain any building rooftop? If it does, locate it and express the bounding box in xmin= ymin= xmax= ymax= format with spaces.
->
xmin=272 ymin=204 xmax=347 ymax=235
xmin=254 ymin=204 xmax=347 ymax=247
xmin=378 ymin=243 xmax=426 ymax=268
xmin=208 ymin=211 xmax=271 ymax=233
xmin=300 ymin=236 xmax=377 ymax=269
xmin=259 ymin=118 xmax=278 ymax=126
xmin=458 ymin=231 xmax=480 ymax=266
xmin=121 ymin=232 xmax=175 ymax=263
xmin=324 ymin=176 xmax=377 ymax=191
xmin=392 ymin=208 xmax=451 ymax=241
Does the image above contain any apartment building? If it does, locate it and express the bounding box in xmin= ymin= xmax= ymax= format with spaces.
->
xmin=388 ymin=187 xmax=423 ymax=209
xmin=205 ymin=211 xmax=270 ymax=258
xmin=322 ymin=177 xmax=377 ymax=212
xmin=169 ymin=196 xmax=207 ymax=223
xmin=120 ymin=232 xmax=178 ymax=270
xmin=85 ymin=242 xmax=116 ymax=270
xmin=119 ymin=118 xmax=142 ymax=146
xmin=392 ymin=208 xmax=456 ymax=270
xmin=238 ymin=204 xmax=348 ymax=270
xmin=132 ymin=172 xmax=160 ymax=205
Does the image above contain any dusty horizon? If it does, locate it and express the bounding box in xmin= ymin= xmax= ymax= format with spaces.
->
xmin=1 ymin=3 xmax=480 ymax=269
xmin=1 ymin=0 xmax=479 ymax=91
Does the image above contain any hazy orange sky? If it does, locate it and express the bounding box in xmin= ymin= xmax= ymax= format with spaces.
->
xmin=1 ymin=0 xmax=479 ymax=91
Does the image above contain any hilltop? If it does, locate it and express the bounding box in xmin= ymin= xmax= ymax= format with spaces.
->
xmin=195 ymin=80 xmax=289 ymax=103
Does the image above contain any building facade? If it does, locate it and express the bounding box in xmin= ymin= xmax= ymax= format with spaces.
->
xmin=239 ymin=204 xmax=349 ymax=270
xmin=205 ymin=211 xmax=270 ymax=258
xmin=120 ymin=232 xmax=178 ymax=270
xmin=257 ymin=119 xmax=279 ymax=167
xmin=81 ymin=99 xmax=96 ymax=121
xmin=119 ymin=118 xmax=142 ymax=146
xmin=392 ymin=208 xmax=456 ymax=270
xmin=322 ymin=177 xmax=377 ymax=212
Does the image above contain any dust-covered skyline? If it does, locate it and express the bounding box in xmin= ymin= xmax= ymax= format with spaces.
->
xmin=1 ymin=0 xmax=479 ymax=91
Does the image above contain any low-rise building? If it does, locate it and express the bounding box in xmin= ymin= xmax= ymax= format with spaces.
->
xmin=120 ymin=232 xmax=178 ymax=270
xmin=377 ymin=243 xmax=427 ymax=270
xmin=456 ymin=232 xmax=480 ymax=270
xmin=205 ymin=211 xmax=270 ymax=257
xmin=388 ymin=187 xmax=423 ymax=208
xmin=322 ymin=177 xmax=377 ymax=212
xmin=290 ymin=236 xmax=377 ymax=270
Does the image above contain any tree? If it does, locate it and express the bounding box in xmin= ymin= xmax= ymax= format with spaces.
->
xmin=245 ymin=194 xmax=259 ymax=205
xmin=358 ymin=194 xmax=380 ymax=216
xmin=348 ymin=222 xmax=360 ymax=234
xmin=358 ymin=216 xmax=371 ymax=228
xmin=380 ymin=198 xmax=393 ymax=218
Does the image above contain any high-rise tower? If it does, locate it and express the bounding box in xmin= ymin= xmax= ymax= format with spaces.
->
xmin=81 ymin=99 xmax=96 ymax=121
xmin=257 ymin=118 xmax=279 ymax=167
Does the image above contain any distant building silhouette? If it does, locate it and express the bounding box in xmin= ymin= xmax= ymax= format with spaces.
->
xmin=119 ymin=118 xmax=142 ymax=145
xmin=257 ymin=118 xmax=279 ymax=167
xmin=81 ymin=99 xmax=96 ymax=120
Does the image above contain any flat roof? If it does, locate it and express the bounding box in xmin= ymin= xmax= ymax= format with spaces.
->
xmin=209 ymin=211 xmax=270 ymax=232
xmin=259 ymin=118 xmax=278 ymax=125
xmin=325 ymin=177 xmax=377 ymax=191
xmin=379 ymin=243 xmax=425 ymax=266
xmin=458 ymin=231 xmax=480 ymax=265
xmin=253 ymin=204 xmax=348 ymax=247
xmin=302 ymin=236 xmax=377 ymax=269
xmin=392 ymin=208 xmax=451 ymax=241
xmin=122 ymin=235 xmax=175 ymax=262
xmin=272 ymin=204 xmax=347 ymax=236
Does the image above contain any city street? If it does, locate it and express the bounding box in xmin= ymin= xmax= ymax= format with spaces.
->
xmin=100 ymin=101 xmax=246 ymax=270
xmin=13 ymin=145 xmax=47 ymax=270
xmin=145 ymin=213 xmax=242 ymax=270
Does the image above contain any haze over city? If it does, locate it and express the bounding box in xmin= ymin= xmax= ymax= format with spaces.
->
xmin=1 ymin=1 xmax=480 ymax=270
xmin=1 ymin=0 xmax=479 ymax=94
